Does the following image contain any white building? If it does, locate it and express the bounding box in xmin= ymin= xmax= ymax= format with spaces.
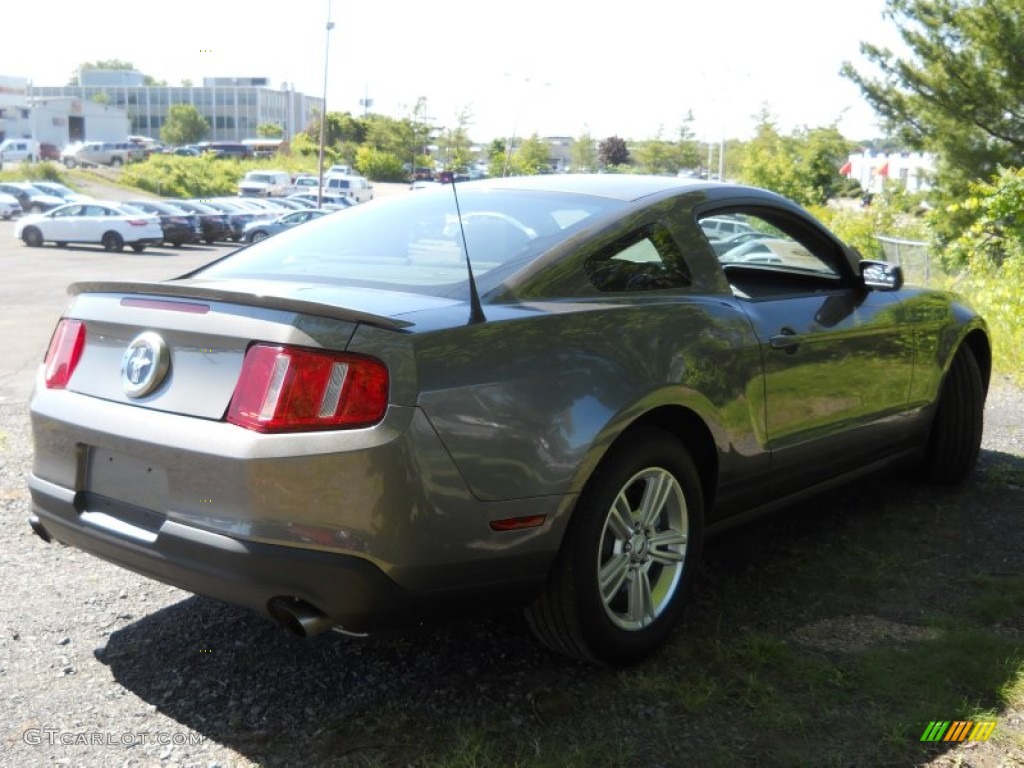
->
xmin=0 ymin=75 xmax=129 ymax=147
xmin=0 ymin=76 xmax=31 ymax=142
xmin=31 ymin=71 xmax=322 ymax=143
xmin=841 ymin=150 xmax=936 ymax=194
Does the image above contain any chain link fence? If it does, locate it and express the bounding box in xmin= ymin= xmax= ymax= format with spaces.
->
xmin=874 ymin=235 xmax=935 ymax=285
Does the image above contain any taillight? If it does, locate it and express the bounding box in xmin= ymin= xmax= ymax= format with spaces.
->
xmin=127 ymin=219 xmax=150 ymax=226
xmin=227 ymin=344 xmax=388 ymax=432
xmin=43 ymin=319 xmax=85 ymax=389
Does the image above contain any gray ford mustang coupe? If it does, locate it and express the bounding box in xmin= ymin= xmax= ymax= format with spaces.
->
xmin=28 ymin=175 xmax=989 ymax=665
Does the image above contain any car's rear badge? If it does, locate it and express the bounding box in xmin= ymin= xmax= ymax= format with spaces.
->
xmin=121 ymin=332 xmax=170 ymax=397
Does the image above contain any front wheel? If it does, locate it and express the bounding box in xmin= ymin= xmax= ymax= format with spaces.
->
xmin=525 ymin=427 xmax=704 ymax=666
xmin=249 ymin=231 xmax=268 ymax=243
xmin=101 ymin=231 xmax=124 ymax=252
xmin=22 ymin=227 xmax=43 ymax=247
xmin=924 ymin=344 xmax=985 ymax=483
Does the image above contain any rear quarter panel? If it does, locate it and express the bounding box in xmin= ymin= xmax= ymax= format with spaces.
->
xmin=392 ymin=297 xmax=767 ymax=507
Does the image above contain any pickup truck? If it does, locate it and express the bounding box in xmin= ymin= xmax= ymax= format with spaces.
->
xmin=237 ymin=170 xmax=295 ymax=197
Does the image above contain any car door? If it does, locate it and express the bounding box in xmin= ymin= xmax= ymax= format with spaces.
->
xmin=44 ymin=204 xmax=84 ymax=241
xmin=703 ymin=208 xmax=915 ymax=497
xmin=77 ymin=204 xmax=113 ymax=241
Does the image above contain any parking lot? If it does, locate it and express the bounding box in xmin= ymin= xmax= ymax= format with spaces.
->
xmin=0 ymin=219 xmax=231 ymax=403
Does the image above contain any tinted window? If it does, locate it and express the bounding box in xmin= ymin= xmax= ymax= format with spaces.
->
xmin=584 ymin=223 xmax=692 ymax=292
xmin=195 ymin=189 xmax=622 ymax=296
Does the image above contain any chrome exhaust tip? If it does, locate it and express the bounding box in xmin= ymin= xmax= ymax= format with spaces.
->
xmin=268 ymin=597 xmax=335 ymax=637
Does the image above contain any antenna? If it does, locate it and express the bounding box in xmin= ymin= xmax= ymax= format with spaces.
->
xmin=450 ymin=181 xmax=486 ymax=325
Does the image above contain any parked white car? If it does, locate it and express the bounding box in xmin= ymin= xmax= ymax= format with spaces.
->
xmin=14 ymin=202 xmax=163 ymax=252
xmin=0 ymin=192 xmax=21 ymax=219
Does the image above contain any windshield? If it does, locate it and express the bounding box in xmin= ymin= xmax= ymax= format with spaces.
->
xmin=194 ymin=188 xmax=621 ymax=295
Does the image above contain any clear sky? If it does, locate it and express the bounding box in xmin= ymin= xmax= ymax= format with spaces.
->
xmin=2 ymin=0 xmax=905 ymax=144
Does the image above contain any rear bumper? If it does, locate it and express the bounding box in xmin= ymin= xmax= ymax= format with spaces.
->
xmin=28 ymin=386 xmax=566 ymax=633
xmin=29 ymin=475 xmax=547 ymax=634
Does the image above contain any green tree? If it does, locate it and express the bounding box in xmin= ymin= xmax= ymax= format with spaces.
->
xmin=516 ymin=134 xmax=552 ymax=174
xmin=439 ymin=107 xmax=474 ymax=170
xmin=599 ymin=136 xmax=630 ymax=167
xmin=739 ymin=110 xmax=808 ymax=202
xmin=70 ymin=60 xmax=165 ymax=86
xmin=944 ymin=166 xmax=1024 ymax=272
xmin=256 ymin=123 xmax=284 ymax=138
xmin=841 ymin=0 xmax=1024 ymax=199
xmin=672 ymin=115 xmax=702 ymax=172
xmin=160 ymin=104 xmax=209 ymax=146
xmin=570 ymin=132 xmax=597 ymax=173
xmin=303 ymin=111 xmax=365 ymax=148
xmin=739 ymin=108 xmax=853 ymax=206
xmin=488 ymin=139 xmax=508 ymax=175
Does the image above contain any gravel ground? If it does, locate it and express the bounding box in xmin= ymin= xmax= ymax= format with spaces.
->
xmin=2 ymin=376 xmax=1022 ymax=768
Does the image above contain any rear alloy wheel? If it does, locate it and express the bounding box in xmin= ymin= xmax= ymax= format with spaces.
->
xmin=101 ymin=231 xmax=125 ymax=252
xmin=22 ymin=227 xmax=43 ymax=247
xmin=924 ymin=344 xmax=985 ymax=483
xmin=249 ymin=231 xmax=268 ymax=242
xmin=130 ymin=243 xmax=146 ymax=253
xmin=525 ymin=427 xmax=704 ymax=666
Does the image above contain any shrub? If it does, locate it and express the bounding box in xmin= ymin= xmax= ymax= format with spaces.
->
xmin=0 ymin=161 xmax=66 ymax=183
xmin=354 ymin=147 xmax=406 ymax=182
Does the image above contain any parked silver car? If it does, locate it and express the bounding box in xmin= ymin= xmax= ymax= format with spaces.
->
xmin=27 ymin=175 xmax=989 ymax=665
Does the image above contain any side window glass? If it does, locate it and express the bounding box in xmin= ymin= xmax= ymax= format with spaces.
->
xmin=585 ymin=223 xmax=692 ymax=293
xmin=698 ymin=211 xmax=841 ymax=298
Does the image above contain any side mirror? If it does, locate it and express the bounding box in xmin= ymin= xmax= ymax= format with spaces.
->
xmin=860 ymin=260 xmax=904 ymax=291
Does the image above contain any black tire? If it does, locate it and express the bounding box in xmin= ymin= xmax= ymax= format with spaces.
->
xmin=22 ymin=227 xmax=43 ymax=247
xmin=130 ymin=243 xmax=146 ymax=253
xmin=924 ymin=344 xmax=985 ymax=483
xmin=56 ymin=242 xmax=68 ymax=248
xmin=110 ymin=157 xmax=123 ymax=167
xmin=204 ymin=237 xmax=217 ymax=244
xmin=102 ymin=231 xmax=125 ymax=253
xmin=249 ymin=231 xmax=268 ymax=242
xmin=525 ymin=427 xmax=704 ymax=666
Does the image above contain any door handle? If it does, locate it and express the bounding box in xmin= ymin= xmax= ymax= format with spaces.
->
xmin=769 ymin=327 xmax=802 ymax=353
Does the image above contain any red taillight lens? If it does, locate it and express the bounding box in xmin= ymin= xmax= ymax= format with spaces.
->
xmin=127 ymin=219 xmax=150 ymax=226
xmin=227 ymin=344 xmax=388 ymax=432
xmin=43 ymin=319 xmax=85 ymax=389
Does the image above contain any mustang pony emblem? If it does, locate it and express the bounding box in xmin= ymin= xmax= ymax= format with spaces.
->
xmin=120 ymin=332 xmax=170 ymax=397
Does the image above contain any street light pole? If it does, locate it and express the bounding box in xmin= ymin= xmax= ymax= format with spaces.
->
xmin=316 ymin=0 xmax=334 ymax=209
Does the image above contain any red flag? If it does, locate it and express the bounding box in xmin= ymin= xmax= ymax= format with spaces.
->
xmin=839 ymin=160 xmax=852 ymax=176
xmin=877 ymin=162 xmax=889 ymax=177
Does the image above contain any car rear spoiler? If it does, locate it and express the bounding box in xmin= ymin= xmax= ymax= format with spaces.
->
xmin=68 ymin=281 xmax=413 ymax=332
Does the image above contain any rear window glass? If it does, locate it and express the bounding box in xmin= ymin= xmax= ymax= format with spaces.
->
xmin=194 ymin=188 xmax=622 ymax=296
